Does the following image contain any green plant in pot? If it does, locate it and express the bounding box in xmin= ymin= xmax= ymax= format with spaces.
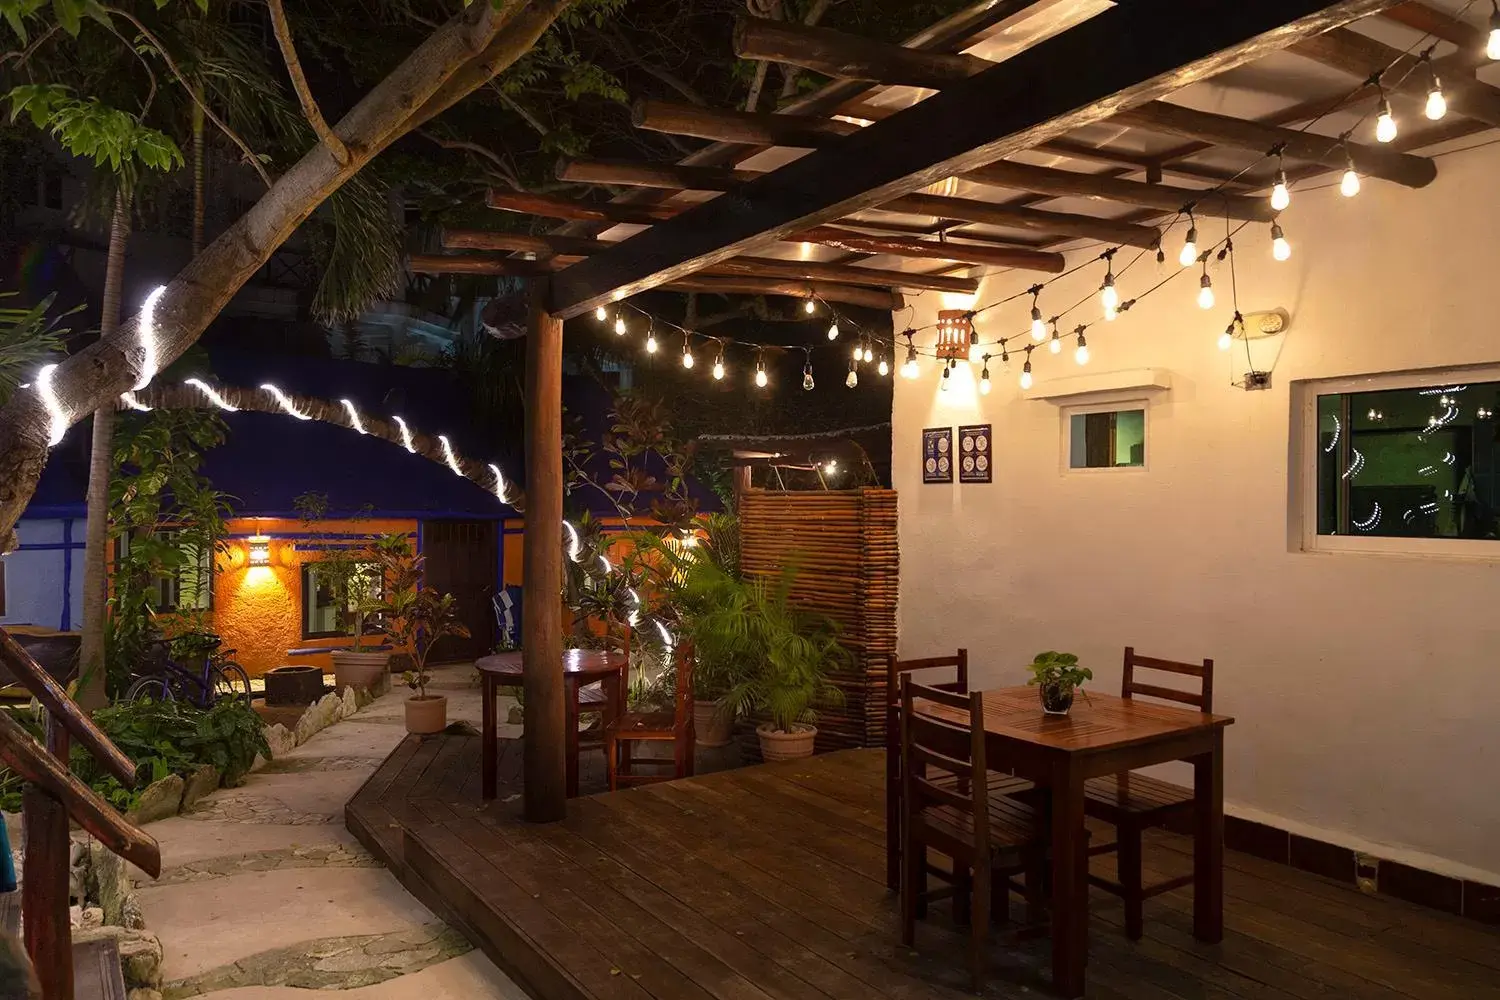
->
xmin=372 ymin=536 xmax=469 ymax=734
xmin=1027 ymin=651 xmax=1093 ymax=716
xmin=295 ymin=494 xmax=388 ymax=694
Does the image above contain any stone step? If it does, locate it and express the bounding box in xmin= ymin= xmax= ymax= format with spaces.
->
xmin=73 ymin=936 xmax=128 ymax=1000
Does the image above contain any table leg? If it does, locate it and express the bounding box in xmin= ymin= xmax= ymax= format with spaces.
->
xmin=1193 ymin=729 xmax=1225 ymax=942
xmin=565 ymin=679 xmax=580 ymax=798
xmin=482 ymin=674 xmax=497 ymax=800
xmin=1049 ymin=759 xmax=1088 ymax=999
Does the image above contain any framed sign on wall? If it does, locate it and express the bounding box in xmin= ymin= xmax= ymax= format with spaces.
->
xmin=922 ymin=427 xmax=953 ymax=484
xmin=958 ymin=424 xmax=992 ymax=483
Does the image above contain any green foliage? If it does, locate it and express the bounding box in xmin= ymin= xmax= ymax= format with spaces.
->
xmin=0 ymin=292 xmax=69 ymax=407
xmin=1025 ymin=651 xmax=1093 ymax=692
xmin=294 ymin=493 xmax=382 ymax=648
xmin=4 ymin=84 xmax=183 ymax=172
xmin=369 ymin=534 xmax=469 ymax=699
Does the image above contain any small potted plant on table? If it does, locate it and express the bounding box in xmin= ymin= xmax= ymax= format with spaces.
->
xmin=1027 ymin=650 xmax=1093 ymax=716
xmin=372 ymin=536 xmax=470 ymax=734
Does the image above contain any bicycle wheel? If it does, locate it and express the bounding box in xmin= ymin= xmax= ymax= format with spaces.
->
xmin=209 ymin=663 xmax=253 ymax=705
xmin=124 ymin=676 xmax=176 ymax=703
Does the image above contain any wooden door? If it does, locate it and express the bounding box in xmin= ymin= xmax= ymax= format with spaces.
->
xmin=420 ymin=520 xmax=498 ymax=662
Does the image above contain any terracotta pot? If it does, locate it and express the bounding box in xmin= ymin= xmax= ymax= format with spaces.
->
xmin=331 ymin=651 xmax=390 ymax=695
xmin=693 ymin=699 xmax=734 ymax=748
xmin=405 ymin=694 xmax=448 ymax=735
xmin=756 ymin=723 xmax=817 ymax=761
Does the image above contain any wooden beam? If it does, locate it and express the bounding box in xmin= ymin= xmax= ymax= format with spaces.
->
xmin=733 ymin=16 xmax=991 ymax=89
xmin=660 ymin=275 xmax=904 ymax=310
xmin=1379 ymin=2 xmax=1487 ymax=48
xmin=486 ymin=190 xmax=678 ymax=226
xmin=965 ymin=160 xmax=1279 ymax=221
xmin=557 ymin=158 xmax=750 ymax=191
xmin=796 ymin=225 xmax=1064 ymax=271
xmin=522 ymin=280 xmax=566 ymax=824
xmin=1293 ymin=28 xmax=1500 ymax=128
xmin=882 ymin=192 xmax=1162 ymax=248
xmin=708 ymin=255 xmax=978 ymax=293
xmin=443 ymin=230 xmax=610 ymax=256
xmin=410 ymin=253 xmax=561 ymax=277
xmin=632 ymin=98 xmax=858 ymax=148
xmin=549 ymin=0 xmax=1394 ymax=317
xmin=1114 ymin=101 xmax=1437 ymax=187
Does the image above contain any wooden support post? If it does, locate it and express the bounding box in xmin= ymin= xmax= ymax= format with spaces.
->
xmin=522 ymin=280 xmax=567 ymax=824
xmin=24 ymin=720 xmax=72 ymax=1000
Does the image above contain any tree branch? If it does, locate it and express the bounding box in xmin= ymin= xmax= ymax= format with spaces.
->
xmin=266 ymin=0 xmax=350 ymax=166
xmin=103 ymin=6 xmax=274 ymax=189
xmin=419 ymin=130 xmax=520 ymax=189
xmin=586 ymin=24 xmax=707 ymax=106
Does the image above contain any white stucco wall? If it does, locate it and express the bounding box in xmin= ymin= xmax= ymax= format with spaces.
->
xmin=0 ymin=518 xmax=82 ymax=631
xmin=892 ymin=141 xmax=1500 ymax=882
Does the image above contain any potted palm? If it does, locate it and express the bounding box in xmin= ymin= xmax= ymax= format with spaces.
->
xmin=371 ymin=536 xmax=469 ymax=734
xmin=1027 ymin=650 xmax=1093 ymax=716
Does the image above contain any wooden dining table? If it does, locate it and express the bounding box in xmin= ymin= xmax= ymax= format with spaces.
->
xmin=475 ymin=649 xmax=628 ymax=800
xmin=917 ymin=686 xmax=1234 ymax=999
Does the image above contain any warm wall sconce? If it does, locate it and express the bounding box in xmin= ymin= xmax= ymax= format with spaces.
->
xmin=248 ymin=535 xmax=271 ymax=567
xmin=934 ymin=309 xmax=973 ymax=363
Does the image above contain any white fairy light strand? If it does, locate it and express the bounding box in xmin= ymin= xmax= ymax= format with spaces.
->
xmin=488 ymin=463 xmax=510 ymax=504
xmin=438 ymin=434 xmax=463 ymax=476
xmin=36 ymin=364 xmax=67 ymax=446
xmin=119 ymin=392 xmax=152 ymax=412
xmin=341 ymin=399 xmax=368 ymax=434
xmin=261 ymin=384 xmax=311 ymax=420
xmin=393 ymin=415 xmax=416 ymax=453
xmin=186 ymin=378 xmax=239 ymax=411
xmin=562 ymin=520 xmax=582 ymax=562
xmin=133 ymin=285 xmax=166 ymax=391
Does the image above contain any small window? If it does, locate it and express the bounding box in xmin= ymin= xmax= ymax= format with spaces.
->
xmin=301 ymin=561 xmax=381 ymax=639
xmin=116 ymin=531 xmax=213 ymax=611
xmin=1069 ymin=408 xmax=1146 ymax=469
xmin=1313 ymin=378 xmax=1500 ymax=545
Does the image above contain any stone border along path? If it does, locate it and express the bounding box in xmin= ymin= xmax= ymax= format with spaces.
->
xmin=131 ymin=664 xmax=529 ymax=1000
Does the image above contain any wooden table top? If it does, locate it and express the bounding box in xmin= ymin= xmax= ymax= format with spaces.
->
xmin=475 ymin=649 xmax=628 ymax=680
xmin=917 ymin=686 xmax=1233 ymax=754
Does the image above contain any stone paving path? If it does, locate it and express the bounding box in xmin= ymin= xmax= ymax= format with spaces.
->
xmin=134 ymin=665 xmax=528 ymax=1000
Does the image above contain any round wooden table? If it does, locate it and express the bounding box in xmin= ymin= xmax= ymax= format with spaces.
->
xmin=475 ymin=650 xmax=628 ymax=800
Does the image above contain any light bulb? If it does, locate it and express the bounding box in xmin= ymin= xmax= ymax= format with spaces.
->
xmin=967 ymin=340 xmax=983 ymax=364
xmin=1426 ymin=83 xmax=1447 ymax=121
xmin=1270 ymin=172 xmax=1290 ymax=212
xmin=1489 ymin=10 xmax=1500 ymax=60
xmin=852 ymin=343 xmax=863 ymax=362
xmin=979 ymin=369 xmax=991 ymax=394
xmin=1019 ymin=363 xmax=1033 ymax=390
xmin=1218 ymin=325 xmax=1233 ymax=351
xmin=846 ymin=368 xmax=858 ymax=388
xmin=755 ymin=366 xmax=768 ymax=388
xmin=804 ymin=298 xmax=815 ymax=314
xmin=1179 ymin=226 xmax=1199 ymax=268
xmin=1030 ymin=307 xmax=1045 ymax=342
xmin=939 ymin=366 xmax=949 ymax=392
xmin=595 ymin=305 xmax=607 ymax=322
xmin=712 ymin=359 xmax=725 ymax=381
xmin=1100 ymin=276 xmax=1119 ymax=312
xmin=1074 ymin=336 xmax=1089 ymax=366
xmin=901 ymin=353 xmax=919 ymax=379
xmin=1375 ymin=100 xmax=1397 ymax=143
xmin=1104 ymin=303 xmax=1118 ymax=322
xmin=1197 ymin=274 xmax=1215 ymax=310
xmin=681 ymin=348 xmax=694 ymax=369
xmin=802 ymin=366 xmax=815 ymax=391
xmin=1340 ymin=167 xmax=1361 ymax=198
xmin=1049 ymin=330 xmax=1061 ymax=355
xmin=645 ymin=333 xmax=658 ymax=354
xmin=614 ymin=315 xmax=626 ymax=336
xmin=877 ymin=358 xmax=889 ymax=377
xmin=1270 ymin=223 xmax=1291 ymax=262
xmin=827 ymin=322 xmax=839 ymax=341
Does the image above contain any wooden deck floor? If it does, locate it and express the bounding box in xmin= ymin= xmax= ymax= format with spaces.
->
xmin=347 ymin=736 xmax=1500 ymax=1000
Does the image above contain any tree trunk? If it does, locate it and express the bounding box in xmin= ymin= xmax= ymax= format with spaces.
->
xmin=0 ymin=0 xmax=578 ymax=546
xmin=191 ymin=101 xmax=205 ymax=256
xmin=77 ymin=197 xmax=129 ymax=710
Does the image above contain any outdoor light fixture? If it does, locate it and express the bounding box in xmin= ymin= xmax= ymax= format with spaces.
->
xmin=1197 ymin=271 xmax=1215 ymax=310
xmin=934 ymin=310 xmax=972 ymax=363
xmin=1270 ymin=155 xmax=1291 ymax=212
xmin=827 ymin=321 xmax=839 ymax=341
xmin=1074 ymin=330 xmax=1089 ymax=366
xmin=877 ymin=357 xmax=889 ymax=377
xmin=1341 ymin=146 xmax=1361 ymax=197
xmin=248 ymin=535 xmax=271 ymax=567
xmin=614 ymin=314 xmax=626 ymax=336
xmin=1179 ymin=219 xmax=1199 ymax=268
xmin=595 ymin=305 xmax=607 ymax=322
xmin=1029 ymin=286 xmax=1046 ymax=341
xmin=1375 ymin=95 xmax=1398 ymax=143
xmin=1271 ymin=223 xmax=1291 ymax=262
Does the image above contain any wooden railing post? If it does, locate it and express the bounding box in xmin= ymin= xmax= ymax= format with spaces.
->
xmin=23 ymin=719 xmax=73 ymax=1000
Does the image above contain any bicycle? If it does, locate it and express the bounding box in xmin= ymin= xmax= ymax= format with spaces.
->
xmin=124 ymin=633 xmax=253 ymax=707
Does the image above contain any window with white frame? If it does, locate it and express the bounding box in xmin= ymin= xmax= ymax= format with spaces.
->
xmin=1066 ymin=404 xmax=1146 ymax=469
xmin=1307 ymin=372 xmax=1500 ymax=552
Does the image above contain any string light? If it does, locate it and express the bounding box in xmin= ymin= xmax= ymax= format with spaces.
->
xmin=1197 ymin=268 xmax=1215 ymax=310
xmin=979 ymin=357 xmax=991 ymax=395
xmin=1340 ymin=143 xmax=1361 ymax=197
xmin=803 ymin=296 xmax=816 ymax=314
xmin=803 ymin=359 xmax=815 ymax=390
xmin=712 ymin=350 xmax=726 ymax=381
xmin=1074 ymin=328 xmax=1089 ymax=366
xmin=1270 ymin=153 xmax=1291 ymax=212
xmin=562 ymin=520 xmax=582 ymax=562
xmin=595 ymin=305 xmax=607 ymax=322
xmin=939 ymin=363 xmax=950 ymax=392
xmin=1179 ymin=216 xmax=1199 ymax=268
xmin=1029 ymin=286 xmax=1046 ymax=341
xmin=1019 ymin=347 xmax=1034 ymax=390
xmin=341 ymin=398 xmax=368 ymax=434
xmin=597 ymin=554 xmax=612 ymax=574
xmin=1048 ymin=320 xmax=1062 ymax=355
xmin=846 ymin=360 xmax=858 ymax=389
xmin=877 ymin=357 xmax=889 ymax=377
xmin=852 ymin=341 xmax=864 ymax=363
xmin=1424 ymin=56 xmax=1447 ymax=121
xmin=134 ymin=285 xmax=166 ymax=391
xmin=680 ymin=334 xmax=694 ymax=369
xmin=393 ymin=415 xmax=416 ymax=453
xmin=261 ymin=383 xmax=311 ymax=420
xmin=966 ymin=320 xmax=983 ymax=364
xmin=1270 ymin=223 xmax=1291 ymax=262
xmin=754 ymin=352 xmax=768 ymax=388
xmin=185 ymin=378 xmax=238 ymax=412
xmin=1489 ymin=1 xmax=1500 ymax=60
xmin=36 ymin=364 xmax=67 ymax=445
xmin=438 ymin=434 xmax=463 ymax=476
xmin=645 ymin=327 xmax=658 ymax=354
xmin=1218 ymin=313 xmax=1244 ymax=351
xmin=119 ymin=392 xmax=152 ymax=412
xmin=863 ymin=345 xmax=873 ymax=363
xmin=1375 ymin=90 xmax=1398 ymax=143
xmin=827 ymin=321 xmax=839 ymax=341
xmin=488 ymin=463 xmax=510 ymax=503
xmin=1099 ymin=252 xmax=1119 ymax=319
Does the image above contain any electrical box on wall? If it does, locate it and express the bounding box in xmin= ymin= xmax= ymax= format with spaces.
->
xmin=1243 ymin=371 xmax=1273 ymax=391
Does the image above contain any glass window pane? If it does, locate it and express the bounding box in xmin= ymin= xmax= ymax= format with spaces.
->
xmin=1315 ymin=381 xmax=1500 ymax=539
xmin=302 ymin=562 xmax=380 ymax=638
xmin=1070 ymin=409 xmax=1145 ymax=469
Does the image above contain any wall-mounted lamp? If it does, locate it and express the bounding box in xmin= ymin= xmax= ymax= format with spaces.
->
xmin=248 ymin=535 xmax=272 ymax=567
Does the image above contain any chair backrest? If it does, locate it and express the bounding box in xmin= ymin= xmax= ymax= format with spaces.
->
xmin=1121 ymin=646 xmax=1215 ymax=713
xmin=886 ymin=650 xmax=970 ymax=782
xmin=899 ymin=674 xmax=989 ymax=857
xmin=673 ymin=642 xmax=695 ymax=734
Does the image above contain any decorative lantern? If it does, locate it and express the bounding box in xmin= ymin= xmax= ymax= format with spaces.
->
xmin=934 ymin=310 xmax=973 ymax=362
xmin=248 ymin=535 xmax=272 ymax=567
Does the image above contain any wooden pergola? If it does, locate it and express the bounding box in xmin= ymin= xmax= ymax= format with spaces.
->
xmin=438 ymin=0 xmax=1490 ymax=823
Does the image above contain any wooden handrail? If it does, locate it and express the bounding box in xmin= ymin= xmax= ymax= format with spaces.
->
xmin=0 ymin=710 xmax=161 ymax=877
xmin=0 ymin=628 xmax=138 ymax=787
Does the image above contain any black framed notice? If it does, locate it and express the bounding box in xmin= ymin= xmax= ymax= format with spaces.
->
xmin=922 ymin=427 xmax=953 ymax=484
xmin=958 ymin=424 xmax=992 ymax=483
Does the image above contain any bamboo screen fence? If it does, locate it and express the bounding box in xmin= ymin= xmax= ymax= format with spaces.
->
xmin=739 ymin=488 xmax=899 ymax=752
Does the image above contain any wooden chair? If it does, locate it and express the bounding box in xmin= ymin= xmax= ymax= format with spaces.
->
xmin=604 ymin=642 xmax=695 ymax=790
xmin=576 ymin=624 xmax=632 ymax=766
xmin=899 ymin=675 xmax=1047 ymax=993
xmin=1085 ymin=646 xmax=1214 ymax=940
